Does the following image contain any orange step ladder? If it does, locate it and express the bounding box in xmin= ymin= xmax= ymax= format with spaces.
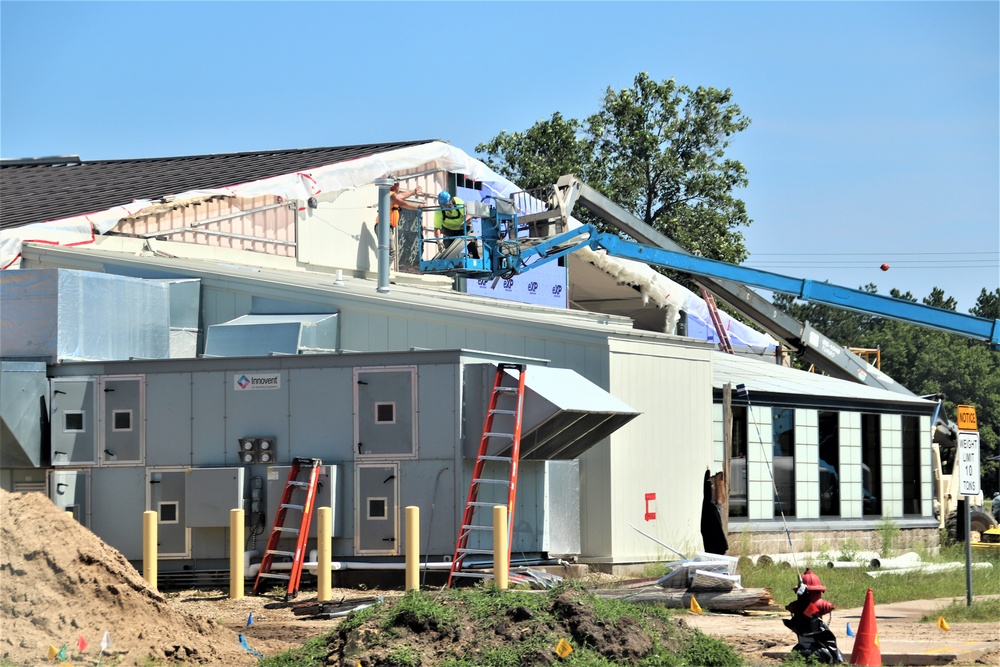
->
xmin=253 ymin=457 xmax=322 ymax=599
xmin=700 ymin=287 xmax=735 ymax=354
xmin=448 ymin=363 xmax=526 ymax=586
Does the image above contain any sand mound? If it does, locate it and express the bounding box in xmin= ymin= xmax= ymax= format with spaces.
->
xmin=0 ymin=488 xmax=268 ymax=666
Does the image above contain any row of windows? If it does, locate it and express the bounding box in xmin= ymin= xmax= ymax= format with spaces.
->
xmin=728 ymin=408 xmax=924 ymax=518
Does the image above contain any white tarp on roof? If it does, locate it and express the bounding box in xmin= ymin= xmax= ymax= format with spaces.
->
xmin=0 ymin=140 xmax=775 ymax=348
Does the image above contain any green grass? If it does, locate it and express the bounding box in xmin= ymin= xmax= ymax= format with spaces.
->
xmin=920 ymin=596 xmax=1000 ymax=624
xmin=257 ymin=632 xmax=333 ymax=667
xmin=738 ymin=544 xmax=1000 ymax=609
xmin=259 ymin=583 xmax=741 ymax=667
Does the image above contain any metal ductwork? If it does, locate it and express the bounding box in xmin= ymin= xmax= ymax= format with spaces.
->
xmin=204 ymin=314 xmax=339 ymax=357
xmin=465 ymin=364 xmax=640 ymax=461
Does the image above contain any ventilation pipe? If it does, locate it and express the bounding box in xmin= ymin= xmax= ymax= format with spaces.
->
xmin=375 ymin=177 xmax=394 ymax=294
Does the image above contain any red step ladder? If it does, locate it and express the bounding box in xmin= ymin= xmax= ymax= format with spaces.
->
xmin=253 ymin=457 xmax=322 ymax=599
xmin=700 ymin=287 xmax=735 ymax=354
xmin=448 ymin=363 xmax=526 ymax=586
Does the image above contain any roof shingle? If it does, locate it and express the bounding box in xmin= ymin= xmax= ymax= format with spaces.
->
xmin=0 ymin=141 xmax=437 ymax=229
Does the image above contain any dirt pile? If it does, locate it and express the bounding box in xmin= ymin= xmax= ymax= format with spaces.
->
xmin=0 ymin=489 xmax=286 ymax=666
xmin=322 ymin=587 xmax=742 ymax=667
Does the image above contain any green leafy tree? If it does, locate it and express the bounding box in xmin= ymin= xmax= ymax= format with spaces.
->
xmin=477 ymin=72 xmax=752 ymax=264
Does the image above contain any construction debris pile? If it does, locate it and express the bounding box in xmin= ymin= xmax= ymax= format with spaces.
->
xmin=0 ymin=489 xmax=281 ymax=666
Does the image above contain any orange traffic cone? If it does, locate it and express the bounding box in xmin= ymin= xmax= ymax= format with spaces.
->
xmin=850 ymin=588 xmax=882 ymax=666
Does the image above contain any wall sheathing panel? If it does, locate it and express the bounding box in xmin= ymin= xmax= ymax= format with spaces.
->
xmin=919 ymin=415 xmax=932 ymax=517
xmin=601 ymin=338 xmax=712 ymax=563
xmin=747 ymin=409 xmax=774 ymax=520
xmin=795 ymin=409 xmax=819 ymax=519
xmin=839 ymin=411 xmax=863 ymax=518
xmin=881 ymin=415 xmax=904 ymax=517
xmin=712 ymin=403 xmax=725 ymax=469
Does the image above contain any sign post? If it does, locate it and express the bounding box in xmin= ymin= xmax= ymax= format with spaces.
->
xmin=956 ymin=405 xmax=980 ymax=607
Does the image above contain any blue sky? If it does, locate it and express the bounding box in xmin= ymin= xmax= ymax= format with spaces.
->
xmin=2 ymin=1 xmax=997 ymax=313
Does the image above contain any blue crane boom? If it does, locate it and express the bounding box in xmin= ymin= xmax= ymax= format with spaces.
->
xmin=420 ymin=209 xmax=1000 ymax=350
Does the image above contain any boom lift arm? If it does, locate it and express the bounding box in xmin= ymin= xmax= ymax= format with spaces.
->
xmin=525 ymin=177 xmax=923 ymax=392
xmin=420 ymin=215 xmax=1000 ymax=350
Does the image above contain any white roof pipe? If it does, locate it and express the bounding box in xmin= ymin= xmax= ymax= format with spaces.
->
xmin=375 ymin=178 xmax=393 ymax=294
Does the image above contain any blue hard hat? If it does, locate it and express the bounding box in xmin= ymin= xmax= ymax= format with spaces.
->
xmin=437 ymin=191 xmax=452 ymax=206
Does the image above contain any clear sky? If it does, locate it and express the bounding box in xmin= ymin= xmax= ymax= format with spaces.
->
xmin=2 ymin=1 xmax=997 ymax=313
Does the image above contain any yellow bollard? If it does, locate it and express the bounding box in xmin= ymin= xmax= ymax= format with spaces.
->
xmin=405 ymin=506 xmax=420 ymax=592
xmin=493 ymin=505 xmax=508 ymax=590
xmin=143 ymin=510 xmax=157 ymax=590
xmin=230 ymin=508 xmax=244 ymax=599
xmin=317 ymin=507 xmax=332 ymax=601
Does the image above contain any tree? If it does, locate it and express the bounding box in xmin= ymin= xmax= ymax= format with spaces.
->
xmin=971 ymin=288 xmax=1000 ymax=320
xmin=477 ymin=72 xmax=752 ymax=264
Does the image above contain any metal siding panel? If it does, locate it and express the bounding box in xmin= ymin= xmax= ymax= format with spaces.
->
xmin=397 ymin=459 xmax=457 ymax=556
xmin=146 ymin=373 xmax=193 ymax=467
xmin=604 ymin=339 xmax=713 ymax=563
xmin=192 ymin=371 xmax=226 ymax=466
xmin=366 ymin=313 xmax=389 ymax=351
xmin=91 ymin=466 xmax=145 ymax=560
xmin=464 ymin=326 xmax=486 ymax=353
xmin=225 ymin=369 xmax=290 ymax=466
xmin=416 ymin=365 xmax=458 ymax=460
xmin=186 ymin=467 xmax=244 ymax=527
xmin=288 ymin=367 xmax=354 ymax=462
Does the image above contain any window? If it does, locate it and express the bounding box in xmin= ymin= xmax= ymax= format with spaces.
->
xmin=112 ymin=409 xmax=132 ymax=432
xmin=374 ymin=402 xmax=396 ymax=425
xmin=158 ymin=501 xmax=179 ymax=524
xmin=367 ymin=498 xmax=387 ymax=520
xmin=772 ymin=408 xmax=795 ymax=517
xmin=862 ymin=414 xmax=882 ymax=516
xmin=819 ymin=411 xmax=840 ymax=517
xmin=902 ymin=415 xmax=922 ymax=515
xmin=64 ymin=411 xmax=85 ymax=433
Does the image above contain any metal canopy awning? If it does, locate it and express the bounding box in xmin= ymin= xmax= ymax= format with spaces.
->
xmin=466 ymin=364 xmax=640 ymax=461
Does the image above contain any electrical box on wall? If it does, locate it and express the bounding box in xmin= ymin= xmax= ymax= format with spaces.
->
xmin=238 ymin=437 xmax=275 ymax=464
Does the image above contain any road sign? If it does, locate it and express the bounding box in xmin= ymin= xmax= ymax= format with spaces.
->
xmin=956 ymin=405 xmax=978 ymax=431
xmin=957 ymin=431 xmax=980 ymax=496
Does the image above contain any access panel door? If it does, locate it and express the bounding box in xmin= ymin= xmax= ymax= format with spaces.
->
xmin=354 ymin=367 xmax=417 ymax=458
xmin=100 ymin=376 xmax=144 ymax=465
xmin=355 ymin=463 xmax=398 ymax=555
xmin=51 ymin=378 xmax=97 ymax=465
xmin=147 ymin=469 xmax=190 ymax=558
xmin=49 ymin=469 xmax=90 ymax=526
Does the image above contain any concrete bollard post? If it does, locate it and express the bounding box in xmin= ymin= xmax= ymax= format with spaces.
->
xmin=493 ymin=505 xmax=508 ymax=590
xmin=405 ymin=506 xmax=420 ymax=592
xmin=317 ymin=507 xmax=332 ymax=601
xmin=143 ymin=510 xmax=158 ymax=590
xmin=230 ymin=508 xmax=244 ymax=599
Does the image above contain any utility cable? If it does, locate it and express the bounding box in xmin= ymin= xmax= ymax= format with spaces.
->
xmin=736 ymin=383 xmax=805 ymax=592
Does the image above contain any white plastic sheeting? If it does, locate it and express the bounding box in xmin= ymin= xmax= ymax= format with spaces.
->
xmin=0 ymin=141 xmax=512 ymax=269
xmin=1 ymin=140 xmax=775 ymax=346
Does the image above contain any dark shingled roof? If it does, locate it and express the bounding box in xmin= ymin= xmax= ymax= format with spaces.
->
xmin=0 ymin=140 xmax=438 ymax=230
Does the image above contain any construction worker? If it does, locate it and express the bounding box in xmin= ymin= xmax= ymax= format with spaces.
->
xmin=375 ymin=181 xmax=422 ymax=267
xmin=433 ymin=191 xmax=477 ymax=259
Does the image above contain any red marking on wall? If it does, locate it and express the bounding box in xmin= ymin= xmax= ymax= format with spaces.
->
xmin=644 ymin=493 xmax=656 ymax=521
